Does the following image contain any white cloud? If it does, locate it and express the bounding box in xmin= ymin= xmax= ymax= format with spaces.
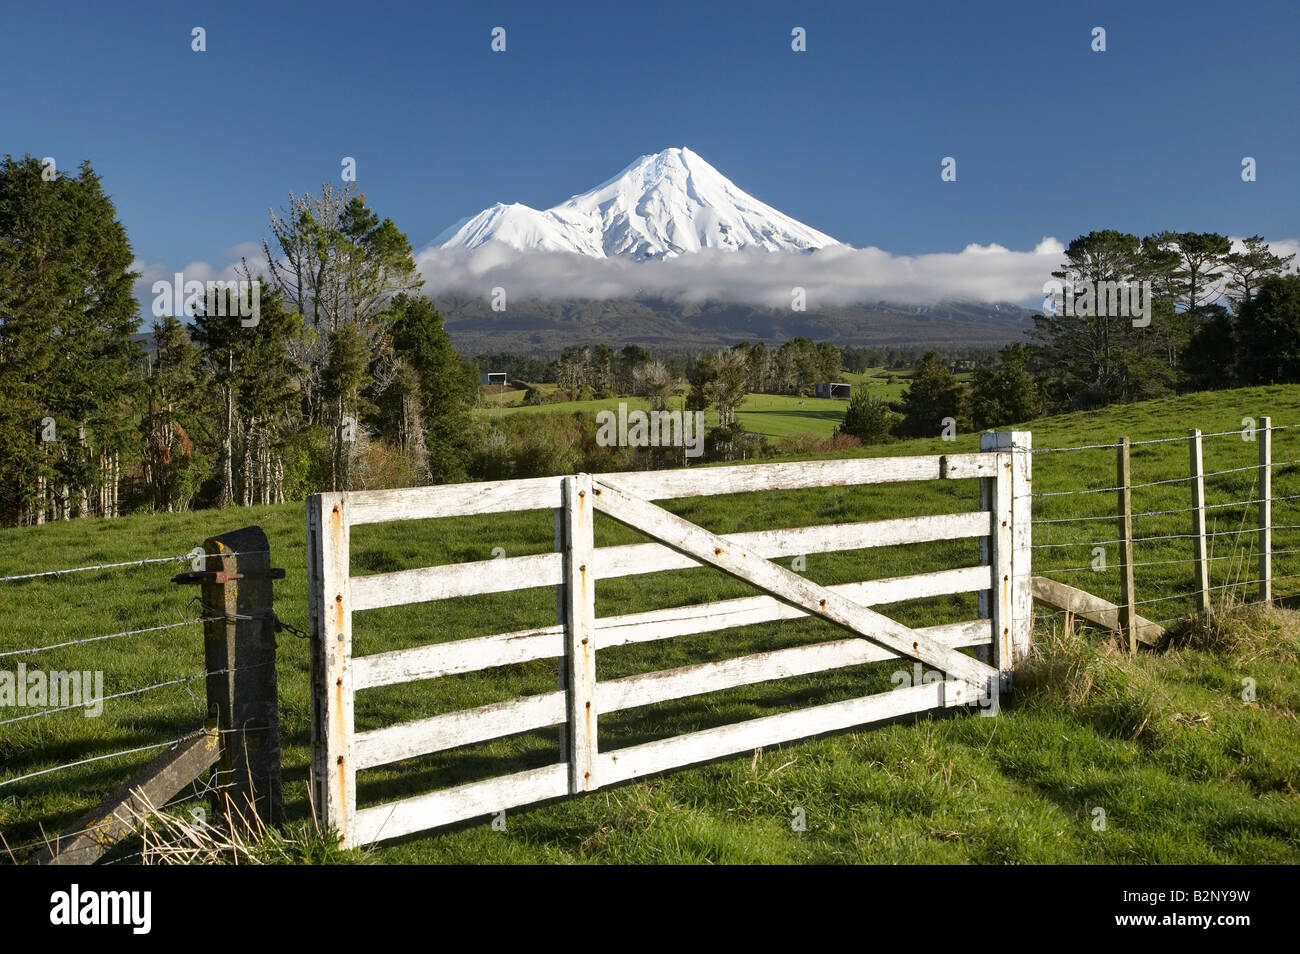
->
xmin=131 ymin=234 xmax=1298 ymax=320
xmin=411 ymin=238 xmax=1070 ymax=308
xmin=221 ymin=240 xmax=264 ymax=262
xmin=130 ymin=256 xmax=252 ymax=319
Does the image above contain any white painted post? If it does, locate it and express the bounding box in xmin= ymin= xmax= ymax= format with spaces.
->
xmin=979 ymin=431 xmax=1032 ymax=677
xmin=307 ymin=492 xmax=355 ymax=846
xmin=1259 ymin=417 xmax=1272 ymax=605
xmin=1189 ymin=429 xmax=1211 ymax=614
xmin=561 ymin=475 xmax=598 ymax=794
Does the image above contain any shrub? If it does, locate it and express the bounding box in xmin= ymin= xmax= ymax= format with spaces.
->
xmin=837 ymin=392 xmax=895 ymax=444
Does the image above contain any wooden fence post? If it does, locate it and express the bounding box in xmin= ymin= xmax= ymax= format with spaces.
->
xmin=562 ymin=475 xmax=598 ymax=794
xmin=1189 ymin=429 xmax=1211 ymax=614
xmin=979 ymin=431 xmax=1032 ymax=680
xmin=308 ymin=493 xmax=355 ymax=846
xmin=1259 ymin=416 xmax=1272 ymax=605
xmin=1117 ymin=438 xmax=1137 ymax=654
xmin=200 ymin=525 xmax=285 ymax=827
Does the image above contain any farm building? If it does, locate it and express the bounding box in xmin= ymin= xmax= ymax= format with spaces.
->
xmin=480 ymin=371 xmax=508 ymax=387
xmin=815 ymin=382 xmax=851 ymax=400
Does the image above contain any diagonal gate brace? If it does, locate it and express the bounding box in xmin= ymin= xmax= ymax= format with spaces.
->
xmin=590 ymin=477 xmax=998 ymax=695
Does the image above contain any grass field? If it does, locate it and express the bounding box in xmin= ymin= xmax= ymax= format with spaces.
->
xmin=3 ymin=385 xmax=1299 ymax=864
xmin=480 ymin=367 xmax=961 ymax=440
xmin=480 ymin=391 xmax=855 ymax=441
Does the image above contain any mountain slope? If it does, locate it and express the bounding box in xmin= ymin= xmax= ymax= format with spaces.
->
xmin=433 ymin=295 xmax=1035 ymax=356
xmin=434 ymin=147 xmax=840 ymax=261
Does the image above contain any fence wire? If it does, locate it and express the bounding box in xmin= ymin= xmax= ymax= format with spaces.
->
xmin=0 ymin=617 xmax=219 ymax=660
xmin=0 ymin=549 xmax=270 ymax=584
xmin=1029 ymin=420 xmax=1299 ymax=631
xmin=0 ymin=660 xmax=276 ymax=787
xmin=1030 ymin=423 xmax=1295 ymax=455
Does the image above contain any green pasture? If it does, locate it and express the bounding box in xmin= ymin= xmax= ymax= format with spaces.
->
xmin=2 ymin=385 xmax=1299 ymax=863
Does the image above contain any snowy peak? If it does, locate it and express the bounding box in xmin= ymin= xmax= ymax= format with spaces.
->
xmin=434 ymin=147 xmax=840 ymax=261
xmin=433 ymin=203 xmax=589 ymax=255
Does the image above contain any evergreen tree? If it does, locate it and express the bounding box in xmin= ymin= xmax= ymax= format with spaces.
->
xmin=1232 ymin=274 xmax=1300 ymax=385
xmin=192 ymin=280 xmax=302 ymax=506
xmin=0 ymin=155 xmax=140 ymax=525
xmin=689 ymin=349 xmax=748 ymax=426
xmin=837 ymin=390 xmax=894 ymax=444
xmin=1031 ymin=230 xmax=1173 ymax=408
xmin=263 ymin=184 xmax=421 ymax=427
xmin=1224 ymin=236 xmax=1296 ymax=309
xmin=385 ymin=294 xmax=475 ymax=483
xmin=323 ymin=322 xmax=375 ymax=491
xmin=897 ymin=352 xmax=970 ymax=437
xmin=139 ymin=315 xmax=208 ymax=511
xmin=969 ymin=344 xmax=1042 ymax=429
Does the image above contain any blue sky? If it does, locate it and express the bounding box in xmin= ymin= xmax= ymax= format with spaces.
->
xmin=3 ymin=0 xmax=1297 ymax=305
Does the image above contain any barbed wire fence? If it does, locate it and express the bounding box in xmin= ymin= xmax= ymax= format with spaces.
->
xmin=0 ymin=536 xmax=284 ymax=864
xmin=1023 ymin=419 xmax=1298 ymax=642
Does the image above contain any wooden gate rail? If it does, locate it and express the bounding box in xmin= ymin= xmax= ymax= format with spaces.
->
xmin=308 ymin=441 xmax=1032 ymax=848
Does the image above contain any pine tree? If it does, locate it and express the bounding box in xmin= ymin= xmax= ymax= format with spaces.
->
xmin=323 ymin=322 xmax=374 ymax=491
xmin=385 ymin=294 xmax=474 ymax=484
xmin=192 ymin=281 xmax=303 ymax=505
xmin=140 ymin=314 xmax=208 ymax=511
xmin=0 ymin=155 xmax=140 ymax=525
xmin=1031 ymin=230 xmax=1173 ymax=407
xmin=1224 ymin=236 xmax=1296 ymax=308
xmin=897 ymin=352 xmax=970 ymax=437
xmin=838 ymin=391 xmax=894 ymax=444
xmin=969 ymin=344 xmax=1042 ymax=429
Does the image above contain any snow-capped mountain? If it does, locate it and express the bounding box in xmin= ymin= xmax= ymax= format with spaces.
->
xmin=432 ymin=147 xmax=840 ymax=261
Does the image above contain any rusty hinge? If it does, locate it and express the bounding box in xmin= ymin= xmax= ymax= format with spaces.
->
xmin=171 ymin=568 xmax=286 ymax=585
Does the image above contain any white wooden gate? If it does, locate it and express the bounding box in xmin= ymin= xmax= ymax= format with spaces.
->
xmin=307 ymin=433 xmax=1031 ymax=847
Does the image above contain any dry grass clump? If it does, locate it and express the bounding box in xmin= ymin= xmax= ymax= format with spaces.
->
xmin=135 ymin=793 xmax=351 ymax=865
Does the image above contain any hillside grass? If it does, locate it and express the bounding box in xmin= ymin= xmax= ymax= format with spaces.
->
xmin=478 ymin=367 xmax=967 ymax=438
xmin=479 ymin=390 xmax=857 ymax=440
xmin=2 ymin=384 xmax=1299 ymax=864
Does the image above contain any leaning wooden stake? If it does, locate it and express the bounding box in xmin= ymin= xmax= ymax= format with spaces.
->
xmin=30 ymin=729 xmax=221 ymax=865
xmin=1259 ymin=416 xmax=1272 ymax=605
xmin=1189 ymin=429 xmax=1211 ymax=614
xmin=1030 ymin=577 xmax=1165 ymax=646
xmin=1117 ymin=438 xmax=1137 ymax=654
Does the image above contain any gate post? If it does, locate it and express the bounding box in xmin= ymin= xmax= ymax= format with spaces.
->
xmin=200 ymin=525 xmax=285 ymax=827
xmin=308 ymin=492 xmax=355 ymax=846
xmin=980 ymin=431 xmax=1032 ymax=680
xmin=561 ymin=475 xmax=599 ymax=794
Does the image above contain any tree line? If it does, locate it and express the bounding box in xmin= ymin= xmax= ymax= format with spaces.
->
xmin=836 ymin=230 xmax=1298 ymax=444
xmin=4 ymin=153 xmax=1297 ymax=525
xmin=0 ymin=156 xmax=475 ymax=526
